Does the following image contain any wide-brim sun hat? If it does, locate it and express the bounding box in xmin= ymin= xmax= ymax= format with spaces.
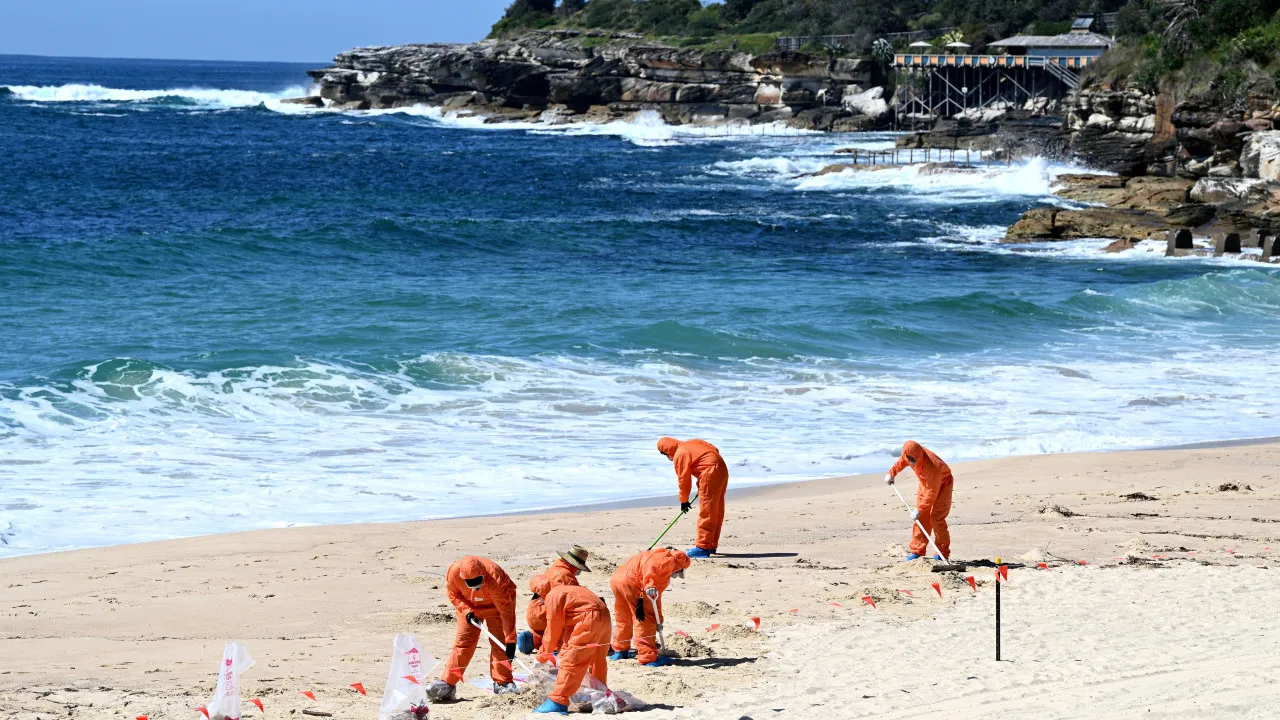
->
xmin=557 ymin=545 xmax=591 ymax=572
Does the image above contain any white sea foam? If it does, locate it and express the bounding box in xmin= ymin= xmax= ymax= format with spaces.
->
xmin=3 ymin=337 xmax=1280 ymax=557
xmin=4 ymin=83 xmax=312 ymax=110
xmin=367 ymin=106 xmax=817 ymax=146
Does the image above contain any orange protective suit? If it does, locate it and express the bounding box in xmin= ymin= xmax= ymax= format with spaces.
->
xmin=889 ymin=441 xmax=954 ymax=558
xmin=538 ymin=585 xmax=611 ymax=706
xmin=443 ymin=556 xmax=518 ymax=685
xmin=658 ymin=437 xmax=730 ymax=551
xmin=525 ymin=559 xmax=581 ymax=647
xmin=609 ymin=548 xmax=691 ymax=664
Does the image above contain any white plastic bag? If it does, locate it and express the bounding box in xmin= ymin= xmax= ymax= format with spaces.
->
xmin=531 ymin=660 xmax=646 ymax=714
xmin=205 ymin=642 xmax=255 ymax=720
xmin=573 ymin=673 xmax=647 ymax=714
xmin=378 ymin=633 xmax=438 ymax=720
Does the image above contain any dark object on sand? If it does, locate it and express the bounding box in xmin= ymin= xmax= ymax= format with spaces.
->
xmin=1121 ymin=492 xmax=1158 ymax=501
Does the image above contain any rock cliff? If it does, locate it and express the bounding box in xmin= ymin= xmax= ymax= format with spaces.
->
xmin=303 ymin=30 xmax=887 ymax=130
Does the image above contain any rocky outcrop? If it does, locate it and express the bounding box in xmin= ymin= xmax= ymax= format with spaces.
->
xmin=1003 ymin=171 xmax=1280 ymax=244
xmin=303 ymin=30 xmax=885 ymax=129
xmin=1064 ymin=89 xmax=1160 ymax=176
xmin=1006 ymin=206 xmax=1176 ymax=242
xmin=895 ymin=114 xmax=1069 ymax=162
xmin=1241 ymin=130 xmax=1280 ymax=181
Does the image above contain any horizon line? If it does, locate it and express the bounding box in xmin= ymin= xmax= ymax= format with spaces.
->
xmin=0 ymin=51 xmax=340 ymax=66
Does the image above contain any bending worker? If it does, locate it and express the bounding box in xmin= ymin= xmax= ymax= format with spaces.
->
xmin=657 ymin=437 xmax=729 ymax=558
xmin=884 ymin=440 xmax=954 ymax=562
xmin=533 ymin=584 xmax=612 ymax=715
xmin=427 ymin=556 xmax=519 ymax=702
xmin=608 ymin=547 xmax=691 ymax=667
xmin=519 ymin=545 xmax=591 ymax=655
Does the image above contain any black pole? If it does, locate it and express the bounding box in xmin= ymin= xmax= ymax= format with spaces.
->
xmin=995 ymin=570 xmax=1002 ymax=661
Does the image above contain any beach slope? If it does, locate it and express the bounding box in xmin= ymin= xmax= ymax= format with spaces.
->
xmin=3 ymin=441 xmax=1278 ymax=718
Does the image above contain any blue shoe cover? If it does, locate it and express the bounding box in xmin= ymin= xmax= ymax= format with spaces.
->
xmin=685 ymin=547 xmax=713 ymax=559
xmin=643 ymin=655 xmax=673 ymax=667
xmin=517 ymin=630 xmax=535 ymax=655
xmin=607 ymin=649 xmax=635 ymax=661
xmin=534 ymin=699 xmax=569 ymax=714
xmin=904 ymin=553 xmax=922 ymax=561
xmin=932 ymin=554 xmax=944 ymax=561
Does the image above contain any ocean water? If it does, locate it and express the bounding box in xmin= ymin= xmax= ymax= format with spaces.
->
xmin=2 ymin=55 xmax=1279 ymax=558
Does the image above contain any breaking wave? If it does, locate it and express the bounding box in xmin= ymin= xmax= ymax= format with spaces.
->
xmin=3 ymin=83 xmax=310 ymax=109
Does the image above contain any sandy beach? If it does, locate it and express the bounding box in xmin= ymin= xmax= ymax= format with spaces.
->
xmin=3 ymin=440 xmax=1279 ymax=719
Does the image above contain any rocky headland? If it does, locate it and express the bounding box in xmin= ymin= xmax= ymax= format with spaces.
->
xmin=299 ymin=30 xmax=892 ymax=131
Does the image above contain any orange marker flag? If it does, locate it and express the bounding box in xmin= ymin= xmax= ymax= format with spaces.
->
xmin=706 ymin=623 xmax=721 ymax=632
xmin=137 ymin=716 xmax=149 ymax=720
xmin=964 ymin=576 xmax=976 ymax=591
xmin=747 ymin=617 xmax=761 ymax=630
xmin=1035 ymin=562 xmax=1048 ymax=570
xmin=931 ymin=582 xmax=942 ymax=597
xmin=998 ymin=565 xmax=1008 ymax=582
xmin=299 ymin=691 xmax=316 ymax=702
xmin=195 ymin=709 xmax=210 ymax=719
xmin=402 ymin=675 xmax=420 ymax=684
xmin=861 ymin=596 xmax=876 ymax=608
xmin=898 ymin=589 xmax=914 ymax=597
xmin=829 ymin=602 xmax=843 ymax=608
xmin=674 ymin=630 xmax=689 ymax=638
xmin=249 ymin=699 xmax=264 ymax=713
xmin=350 ymin=682 xmax=366 ymax=695
xmin=1076 ymin=560 xmax=1089 ymax=565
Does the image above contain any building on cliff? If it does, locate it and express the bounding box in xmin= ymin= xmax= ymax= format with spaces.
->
xmin=893 ymin=16 xmax=1115 ymax=120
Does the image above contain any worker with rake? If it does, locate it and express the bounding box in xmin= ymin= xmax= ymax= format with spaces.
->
xmin=657 ymin=436 xmax=729 ymax=558
xmin=885 ymin=440 xmax=955 ymax=562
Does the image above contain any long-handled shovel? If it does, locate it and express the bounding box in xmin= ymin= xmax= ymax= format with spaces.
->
xmin=646 ymin=592 xmax=665 ymax=651
xmin=647 ymin=493 xmax=698 ymax=550
xmin=470 ymin=618 xmax=535 ymax=676
xmin=891 ymin=484 xmax=965 ymax=571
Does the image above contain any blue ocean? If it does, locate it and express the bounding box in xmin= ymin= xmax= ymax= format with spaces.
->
xmin=2 ymin=55 xmax=1278 ymax=557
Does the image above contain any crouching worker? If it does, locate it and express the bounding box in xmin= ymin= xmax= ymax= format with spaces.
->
xmin=885 ymin=440 xmax=955 ymax=562
xmin=657 ymin=437 xmax=729 ymax=558
xmin=608 ymin=548 xmax=690 ymax=667
xmin=426 ymin=556 xmax=519 ymax=702
xmin=533 ymin=585 xmax=612 ymax=714
xmin=519 ymin=545 xmax=591 ymax=655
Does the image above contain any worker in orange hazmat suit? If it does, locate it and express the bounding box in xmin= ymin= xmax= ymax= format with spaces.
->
xmin=657 ymin=437 xmax=729 ymax=558
xmin=532 ymin=585 xmax=612 ymax=714
xmin=426 ymin=556 xmax=519 ymax=702
xmin=885 ymin=440 xmax=954 ymax=562
xmin=608 ymin=548 xmax=691 ymax=667
xmin=520 ymin=545 xmax=591 ymax=654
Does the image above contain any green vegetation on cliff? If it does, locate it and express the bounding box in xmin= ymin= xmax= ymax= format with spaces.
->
xmin=491 ymin=1 xmax=1280 ymax=107
xmin=490 ymin=0 xmax=1132 ymax=49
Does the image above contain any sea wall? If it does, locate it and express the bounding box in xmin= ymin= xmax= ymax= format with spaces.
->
xmin=302 ymin=30 xmax=888 ymax=130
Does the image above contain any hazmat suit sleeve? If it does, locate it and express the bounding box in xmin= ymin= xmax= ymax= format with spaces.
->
xmin=538 ymin=590 xmax=566 ymax=661
xmin=888 ymin=452 xmax=911 ymax=479
xmin=493 ymin=570 xmax=518 ymax=644
xmin=673 ymin=446 xmax=695 ymax=503
xmin=640 ymin=550 xmax=677 ymax=594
